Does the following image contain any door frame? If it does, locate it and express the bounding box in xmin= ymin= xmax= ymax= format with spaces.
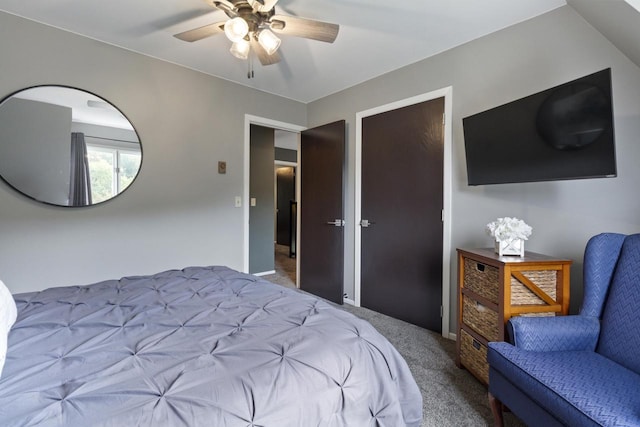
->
xmin=354 ymin=87 xmax=453 ymax=338
xmin=244 ymin=115 xmax=305 ymax=285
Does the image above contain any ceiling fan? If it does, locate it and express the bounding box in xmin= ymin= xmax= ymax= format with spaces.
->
xmin=174 ymin=0 xmax=339 ymax=67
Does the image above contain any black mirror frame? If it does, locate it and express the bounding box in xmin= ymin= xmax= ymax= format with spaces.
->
xmin=0 ymin=84 xmax=143 ymax=208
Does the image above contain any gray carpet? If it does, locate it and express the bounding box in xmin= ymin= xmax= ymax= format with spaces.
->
xmin=263 ymin=244 xmax=525 ymax=427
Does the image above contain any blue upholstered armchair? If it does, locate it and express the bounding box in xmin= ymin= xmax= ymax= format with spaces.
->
xmin=487 ymin=233 xmax=640 ymax=427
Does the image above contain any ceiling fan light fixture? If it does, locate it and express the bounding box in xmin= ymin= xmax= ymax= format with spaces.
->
xmin=174 ymin=0 xmax=340 ymax=67
xmin=230 ymin=39 xmax=250 ymax=60
xmin=224 ymin=17 xmax=249 ymax=42
xmin=257 ymin=29 xmax=281 ymax=55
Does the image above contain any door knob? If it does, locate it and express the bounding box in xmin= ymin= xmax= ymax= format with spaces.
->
xmin=360 ymin=219 xmax=375 ymax=227
xmin=326 ymin=219 xmax=345 ymax=227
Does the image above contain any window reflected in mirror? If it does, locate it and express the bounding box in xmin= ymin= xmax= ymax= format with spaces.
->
xmin=0 ymin=86 xmax=142 ymax=207
xmin=86 ymin=139 xmax=141 ymax=204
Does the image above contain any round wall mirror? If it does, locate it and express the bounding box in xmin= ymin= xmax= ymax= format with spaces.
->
xmin=0 ymin=85 xmax=142 ymax=207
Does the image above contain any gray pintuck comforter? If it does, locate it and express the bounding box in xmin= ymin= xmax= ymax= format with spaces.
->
xmin=0 ymin=266 xmax=422 ymax=426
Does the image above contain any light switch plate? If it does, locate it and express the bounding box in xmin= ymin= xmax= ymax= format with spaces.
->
xmin=234 ymin=196 xmax=241 ymax=208
xmin=218 ymin=161 xmax=227 ymax=174
xmin=250 ymin=198 xmax=256 ymax=207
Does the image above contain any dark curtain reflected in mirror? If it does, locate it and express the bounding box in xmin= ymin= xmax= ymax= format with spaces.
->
xmin=69 ymin=132 xmax=92 ymax=206
xmin=0 ymin=86 xmax=142 ymax=207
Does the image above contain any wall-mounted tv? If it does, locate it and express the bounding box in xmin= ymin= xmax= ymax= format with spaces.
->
xmin=462 ymin=68 xmax=616 ymax=185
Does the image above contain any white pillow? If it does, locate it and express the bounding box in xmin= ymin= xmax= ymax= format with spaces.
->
xmin=0 ymin=280 xmax=17 ymax=378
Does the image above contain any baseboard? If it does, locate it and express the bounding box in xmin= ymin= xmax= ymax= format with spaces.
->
xmin=253 ymin=270 xmax=276 ymax=277
xmin=341 ymin=297 xmax=456 ymax=340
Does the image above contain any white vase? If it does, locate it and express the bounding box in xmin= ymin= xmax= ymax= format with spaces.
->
xmin=495 ymin=239 xmax=524 ymax=257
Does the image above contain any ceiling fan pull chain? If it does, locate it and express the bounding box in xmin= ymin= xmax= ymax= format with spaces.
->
xmin=247 ymin=54 xmax=255 ymax=79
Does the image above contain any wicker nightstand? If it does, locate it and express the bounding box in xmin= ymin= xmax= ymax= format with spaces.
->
xmin=455 ymin=248 xmax=572 ymax=385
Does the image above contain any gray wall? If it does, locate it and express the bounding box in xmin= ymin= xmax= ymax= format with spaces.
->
xmin=0 ymin=98 xmax=72 ymax=205
xmin=249 ymin=125 xmax=275 ymax=274
xmin=275 ymin=147 xmax=296 ymax=162
xmin=72 ymin=122 xmax=139 ymax=145
xmin=307 ymin=5 xmax=640 ymax=333
xmin=3 ymin=6 xmax=640 ymax=337
xmin=0 ymin=11 xmax=306 ymax=294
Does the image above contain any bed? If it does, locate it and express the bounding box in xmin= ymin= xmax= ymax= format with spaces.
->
xmin=0 ymin=266 xmax=422 ymax=426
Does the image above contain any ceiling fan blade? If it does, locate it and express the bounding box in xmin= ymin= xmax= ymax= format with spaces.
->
xmin=248 ymin=0 xmax=279 ymax=13
xmin=174 ymin=22 xmax=226 ymax=42
xmin=270 ymin=15 xmax=339 ymax=43
xmin=250 ymin=38 xmax=281 ymax=65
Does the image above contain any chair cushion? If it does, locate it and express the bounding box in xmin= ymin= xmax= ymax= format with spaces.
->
xmin=488 ymin=342 xmax=640 ymax=427
xmin=597 ymin=234 xmax=640 ymax=374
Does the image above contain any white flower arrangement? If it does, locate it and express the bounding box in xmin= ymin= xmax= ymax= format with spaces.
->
xmin=486 ymin=217 xmax=533 ymax=242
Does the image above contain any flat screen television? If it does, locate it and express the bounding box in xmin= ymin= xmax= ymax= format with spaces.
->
xmin=462 ymin=68 xmax=616 ymax=185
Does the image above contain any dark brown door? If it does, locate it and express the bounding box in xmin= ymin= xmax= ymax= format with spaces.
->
xmin=361 ymin=98 xmax=444 ymax=331
xmin=276 ymin=166 xmax=295 ymax=246
xmin=299 ymin=121 xmax=345 ymax=304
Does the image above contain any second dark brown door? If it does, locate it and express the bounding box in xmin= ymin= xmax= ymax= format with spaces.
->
xmin=299 ymin=121 xmax=346 ymax=304
xmin=361 ymin=98 xmax=445 ymax=332
xmin=276 ymin=166 xmax=295 ymax=246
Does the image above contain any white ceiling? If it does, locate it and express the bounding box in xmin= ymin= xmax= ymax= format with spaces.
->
xmin=0 ymin=0 xmax=566 ymax=103
xmin=567 ymin=0 xmax=640 ymax=71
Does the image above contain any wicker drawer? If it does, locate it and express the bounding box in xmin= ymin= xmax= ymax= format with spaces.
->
xmin=463 ymin=258 xmax=499 ymax=304
xmin=459 ymin=329 xmax=489 ymax=384
xmin=510 ymin=270 xmax=558 ymax=305
xmin=462 ymin=295 xmax=500 ymax=342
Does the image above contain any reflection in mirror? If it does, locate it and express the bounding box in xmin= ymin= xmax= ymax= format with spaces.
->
xmin=0 ymin=86 xmax=142 ymax=207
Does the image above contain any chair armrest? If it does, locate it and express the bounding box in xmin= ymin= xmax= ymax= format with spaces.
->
xmin=508 ymin=315 xmax=600 ymax=352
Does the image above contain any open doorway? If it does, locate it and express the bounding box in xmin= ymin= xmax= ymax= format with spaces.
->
xmin=247 ymin=120 xmax=299 ymax=288
xmin=270 ymin=131 xmax=298 ymax=288
xmin=245 ymin=115 xmax=346 ymax=304
xmin=273 ymin=164 xmax=297 ymax=288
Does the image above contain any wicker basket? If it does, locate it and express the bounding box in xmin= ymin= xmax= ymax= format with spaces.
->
xmin=511 ymin=270 xmax=557 ymax=313
xmin=460 ymin=329 xmax=489 ymax=384
xmin=462 ymin=295 xmax=500 ymax=342
xmin=463 ymin=259 xmax=499 ymax=303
